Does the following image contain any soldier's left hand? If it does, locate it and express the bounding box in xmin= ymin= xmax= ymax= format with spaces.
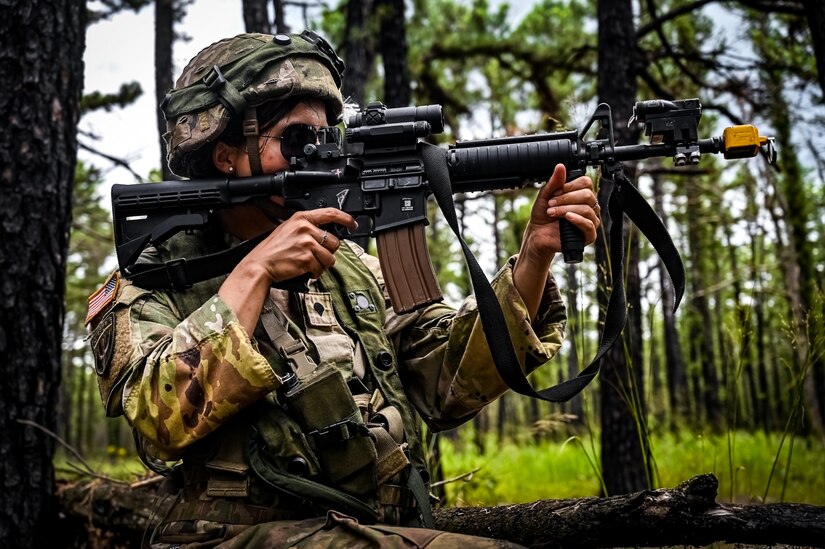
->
xmin=521 ymin=163 xmax=600 ymax=264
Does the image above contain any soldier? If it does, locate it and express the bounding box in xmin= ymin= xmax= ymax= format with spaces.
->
xmin=86 ymin=30 xmax=601 ymax=547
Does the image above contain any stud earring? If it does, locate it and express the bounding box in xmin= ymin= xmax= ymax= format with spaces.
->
xmin=228 ymin=165 xmax=235 ymax=174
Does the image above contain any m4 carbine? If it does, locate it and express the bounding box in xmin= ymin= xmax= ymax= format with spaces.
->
xmin=112 ymin=98 xmax=775 ymax=314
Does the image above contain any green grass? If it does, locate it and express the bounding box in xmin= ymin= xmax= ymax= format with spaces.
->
xmin=437 ymin=429 xmax=825 ymax=506
xmin=54 ymin=428 xmax=824 ymax=507
xmin=54 ymin=447 xmax=153 ymax=482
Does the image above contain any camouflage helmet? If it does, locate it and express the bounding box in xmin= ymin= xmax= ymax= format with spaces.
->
xmin=161 ymin=30 xmax=345 ymax=178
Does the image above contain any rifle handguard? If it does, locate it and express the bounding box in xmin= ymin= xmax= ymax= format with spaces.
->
xmin=376 ymin=224 xmax=443 ymax=314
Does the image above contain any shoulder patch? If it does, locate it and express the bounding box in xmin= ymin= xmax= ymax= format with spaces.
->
xmin=89 ymin=311 xmax=116 ymax=375
xmin=86 ymin=271 xmax=120 ymax=326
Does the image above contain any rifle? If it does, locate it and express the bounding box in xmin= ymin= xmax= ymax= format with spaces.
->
xmin=112 ymin=98 xmax=775 ymax=401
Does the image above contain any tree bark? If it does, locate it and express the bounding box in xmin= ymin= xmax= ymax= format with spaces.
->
xmin=55 ymin=474 xmax=825 ymax=548
xmin=802 ymin=0 xmax=825 ymax=101
xmin=684 ymin=179 xmax=724 ymax=432
xmin=596 ymin=0 xmax=651 ymax=495
xmin=155 ymin=0 xmax=175 ymax=180
xmin=243 ymin=0 xmax=271 ymax=33
xmin=564 ymin=263 xmax=584 ymax=425
xmin=376 ymin=0 xmax=411 ymax=107
xmin=343 ymin=0 xmax=376 ymax=108
xmin=272 ymin=0 xmax=289 ymax=34
xmin=650 ymin=169 xmax=689 ymax=425
xmin=0 ymin=1 xmax=86 ymax=546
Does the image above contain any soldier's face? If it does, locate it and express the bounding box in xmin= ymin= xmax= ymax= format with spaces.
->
xmin=229 ymin=100 xmax=329 ymax=178
xmin=216 ymin=100 xmax=331 ymax=238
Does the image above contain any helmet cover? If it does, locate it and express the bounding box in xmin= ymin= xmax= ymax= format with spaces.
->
xmin=162 ymin=31 xmax=345 ymax=177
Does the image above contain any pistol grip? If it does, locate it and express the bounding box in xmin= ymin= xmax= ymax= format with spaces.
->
xmin=559 ymin=168 xmax=586 ymax=264
xmin=377 ymin=224 xmax=443 ymax=314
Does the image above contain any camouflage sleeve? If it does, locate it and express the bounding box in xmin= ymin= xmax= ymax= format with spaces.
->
xmin=351 ymin=244 xmax=566 ymax=432
xmin=112 ymin=285 xmax=280 ymax=459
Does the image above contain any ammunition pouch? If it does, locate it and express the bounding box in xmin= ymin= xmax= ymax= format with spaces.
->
xmin=280 ymin=365 xmax=379 ymax=501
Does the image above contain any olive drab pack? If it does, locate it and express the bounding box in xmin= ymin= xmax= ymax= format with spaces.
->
xmin=116 ymin=231 xmax=432 ymax=534
xmin=161 ymin=30 xmax=345 ymax=178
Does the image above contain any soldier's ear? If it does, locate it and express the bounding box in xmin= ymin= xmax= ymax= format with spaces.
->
xmin=213 ymin=141 xmax=244 ymax=175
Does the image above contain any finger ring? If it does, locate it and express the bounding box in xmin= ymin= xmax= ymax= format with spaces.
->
xmin=320 ymin=230 xmax=329 ymax=244
xmin=592 ymin=200 xmax=600 ymax=210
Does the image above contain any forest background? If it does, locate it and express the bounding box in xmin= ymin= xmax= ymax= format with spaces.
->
xmin=1 ymin=0 xmax=823 ymax=546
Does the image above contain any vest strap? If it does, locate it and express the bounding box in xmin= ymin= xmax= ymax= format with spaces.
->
xmin=373 ymin=405 xmax=405 ymax=445
xmin=369 ymin=428 xmax=409 ymax=485
xmin=260 ymin=297 xmax=316 ymax=379
xmin=205 ymin=423 xmax=251 ymax=498
xmin=406 ymin=466 xmax=435 ymax=528
xmin=247 ymin=430 xmax=380 ymax=524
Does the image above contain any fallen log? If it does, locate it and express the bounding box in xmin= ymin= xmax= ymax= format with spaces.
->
xmin=56 ymin=473 xmax=825 ymax=547
xmin=434 ymin=474 xmax=825 ymax=548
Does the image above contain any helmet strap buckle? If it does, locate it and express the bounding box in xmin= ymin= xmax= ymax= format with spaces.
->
xmin=203 ymin=64 xmax=248 ymax=116
xmin=203 ymin=64 xmax=227 ymax=90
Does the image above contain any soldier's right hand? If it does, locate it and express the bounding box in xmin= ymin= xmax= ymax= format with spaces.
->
xmin=242 ymin=208 xmax=359 ymax=284
xmin=219 ymin=208 xmax=358 ymax=335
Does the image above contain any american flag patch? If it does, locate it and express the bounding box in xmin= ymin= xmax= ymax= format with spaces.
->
xmin=85 ymin=272 xmax=120 ymax=325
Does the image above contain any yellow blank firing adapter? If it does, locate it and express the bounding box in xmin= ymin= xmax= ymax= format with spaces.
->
xmin=722 ymin=125 xmax=776 ymax=163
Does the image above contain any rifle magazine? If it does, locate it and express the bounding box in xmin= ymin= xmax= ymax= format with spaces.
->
xmin=377 ymin=224 xmax=442 ymax=314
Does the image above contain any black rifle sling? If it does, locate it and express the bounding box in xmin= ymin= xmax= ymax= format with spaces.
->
xmin=126 ymin=233 xmax=268 ymax=291
xmin=612 ymin=171 xmax=685 ymax=311
xmin=126 ymin=232 xmax=311 ymax=294
xmin=420 ymin=142 xmax=683 ymax=402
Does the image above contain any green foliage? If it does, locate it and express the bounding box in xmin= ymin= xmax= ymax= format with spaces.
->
xmin=404 ymin=0 xmax=596 ymax=133
xmin=54 ymin=448 xmax=151 ymax=482
xmin=65 ymin=162 xmax=115 ymax=329
xmin=87 ymin=0 xmax=153 ymax=25
xmin=61 ymin=163 xmax=119 ymax=457
xmin=438 ymin=429 xmax=825 ymax=505
xmin=81 ymin=82 xmax=143 ymax=114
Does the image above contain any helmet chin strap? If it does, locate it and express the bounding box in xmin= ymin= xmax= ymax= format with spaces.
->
xmin=243 ymin=106 xmax=264 ymax=176
xmin=251 ymin=197 xmax=296 ymax=225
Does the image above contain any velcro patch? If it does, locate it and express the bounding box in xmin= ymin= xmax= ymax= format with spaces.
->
xmin=303 ymin=292 xmax=336 ymax=327
xmin=90 ymin=312 xmax=115 ymax=376
xmin=86 ymin=271 xmax=120 ymax=325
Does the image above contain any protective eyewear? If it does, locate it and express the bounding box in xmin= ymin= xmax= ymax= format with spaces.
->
xmin=261 ymin=124 xmax=341 ymax=158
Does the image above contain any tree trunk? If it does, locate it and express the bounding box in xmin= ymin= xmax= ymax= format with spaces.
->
xmin=564 ymin=263 xmax=584 ymax=426
xmin=758 ymin=25 xmax=825 ymax=435
xmin=802 ymin=0 xmax=825 ymax=101
xmin=650 ymin=169 xmax=688 ymax=425
xmin=685 ymin=179 xmax=723 ymax=432
xmin=744 ymin=173 xmax=775 ymax=433
xmin=376 ymin=0 xmax=411 ymax=107
xmin=155 ymin=0 xmax=175 ymax=180
xmin=596 ymin=0 xmax=650 ymax=495
xmin=343 ymin=0 xmax=376 ymax=108
xmin=0 ymin=1 xmax=86 ymax=545
xmin=723 ymin=218 xmax=759 ymax=431
xmin=243 ymin=0 xmax=271 ymax=33
xmin=59 ymin=352 xmax=75 ymax=447
xmin=272 ymin=0 xmax=289 ymax=34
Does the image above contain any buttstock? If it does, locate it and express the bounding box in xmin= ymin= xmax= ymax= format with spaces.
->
xmin=376 ymin=224 xmax=442 ymax=314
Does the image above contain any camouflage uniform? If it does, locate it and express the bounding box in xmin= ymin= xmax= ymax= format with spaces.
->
xmin=88 ymin=30 xmax=567 ymax=549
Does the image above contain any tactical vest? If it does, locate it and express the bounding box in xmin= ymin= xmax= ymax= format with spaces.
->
xmin=143 ymin=230 xmax=432 ymax=532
